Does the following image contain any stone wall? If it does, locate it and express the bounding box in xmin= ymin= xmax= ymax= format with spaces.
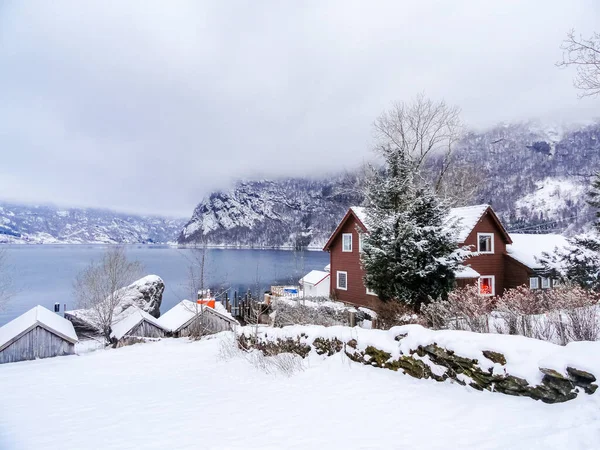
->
xmin=238 ymin=332 xmax=597 ymax=404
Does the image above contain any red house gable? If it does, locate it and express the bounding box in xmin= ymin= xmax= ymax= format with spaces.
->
xmin=324 ymin=204 xmax=519 ymax=308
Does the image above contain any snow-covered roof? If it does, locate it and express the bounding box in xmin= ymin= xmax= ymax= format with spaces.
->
xmin=507 ymin=234 xmax=569 ymax=269
xmin=157 ymin=300 xmax=238 ymax=333
xmin=445 ymin=204 xmax=491 ymax=243
xmin=299 ymin=270 xmax=330 ymax=286
xmin=350 ymin=206 xmax=367 ymax=226
xmin=110 ymin=306 xmax=167 ymax=341
xmin=324 ymin=264 xmax=330 ymax=272
xmin=454 ymin=266 xmax=481 ymax=279
xmin=0 ymin=305 xmax=78 ymax=351
xmin=350 ymin=204 xmax=492 ymax=244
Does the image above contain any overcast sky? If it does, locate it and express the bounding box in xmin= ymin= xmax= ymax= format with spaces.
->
xmin=1 ymin=1 xmax=599 ymax=217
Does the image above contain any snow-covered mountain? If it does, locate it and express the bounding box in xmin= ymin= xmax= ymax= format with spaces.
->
xmin=179 ymin=174 xmax=364 ymax=249
xmin=180 ymin=121 xmax=600 ymax=248
xmin=0 ymin=203 xmax=186 ymax=244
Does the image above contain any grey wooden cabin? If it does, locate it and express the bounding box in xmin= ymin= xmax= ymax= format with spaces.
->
xmin=110 ymin=306 xmax=168 ymax=346
xmin=0 ymin=305 xmax=78 ymax=364
xmin=157 ymin=300 xmax=239 ymax=338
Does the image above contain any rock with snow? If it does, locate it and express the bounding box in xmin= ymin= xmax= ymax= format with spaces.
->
xmin=65 ymin=275 xmax=165 ymax=335
xmin=112 ymin=275 xmax=165 ymax=318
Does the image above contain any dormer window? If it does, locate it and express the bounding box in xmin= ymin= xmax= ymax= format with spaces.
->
xmin=477 ymin=233 xmax=494 ymax=254
xmin=342 ymin=233 xmax=352 ymax=252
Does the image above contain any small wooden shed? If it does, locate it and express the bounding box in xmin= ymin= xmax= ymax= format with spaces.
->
xmin=110 ymin=306 xmax=168 ymax=346
xmin=157 ymin=300 xmax=238 ymax=338
xmin=0 ymin=305 xmax=78 ymax=364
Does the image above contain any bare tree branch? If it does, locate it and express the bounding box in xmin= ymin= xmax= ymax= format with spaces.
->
xmin=73 ymin=246 xmax=143 ymax=342
xmin=373 ymin=93 xmax=463 ymax=186
xmin=558 ymin=29 xmax=600 ymax=97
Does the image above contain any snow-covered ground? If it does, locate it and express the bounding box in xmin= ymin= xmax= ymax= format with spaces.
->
xmin=1 ymin=333 xmax=599 ymax=449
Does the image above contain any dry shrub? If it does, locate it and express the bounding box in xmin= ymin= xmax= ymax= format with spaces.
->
xmin=375 ymin=301 xmax=425 ymax=330
xmin=271 ymin=298 xmax=350 ymax=327
xmin=421 ymin=285 xmax=494 ymax=332
xmin=495 ymin=285 xmax=600 ymax=343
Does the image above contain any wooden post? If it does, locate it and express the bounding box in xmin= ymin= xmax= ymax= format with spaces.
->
xmin=349 ymin=310 xmax=356 ymax=327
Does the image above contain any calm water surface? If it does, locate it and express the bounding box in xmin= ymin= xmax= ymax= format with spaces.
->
xmin=0 ymin=245 xmax=329 ymax=326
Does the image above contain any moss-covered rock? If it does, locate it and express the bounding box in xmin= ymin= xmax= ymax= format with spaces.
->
xmin=482 ymin=350 xmax=507 ymax=365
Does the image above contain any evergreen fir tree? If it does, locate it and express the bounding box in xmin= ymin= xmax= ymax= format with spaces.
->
xmin=361 ymin=147 xmax=466 ymax=309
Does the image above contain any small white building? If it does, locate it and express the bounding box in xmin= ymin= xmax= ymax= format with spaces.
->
xmin=158 ymin=300 xmax=238 ymax=337
xmin=299 ymin=270 xmax=331 ymax=297
xmin=0 ymin=305 xmax=78 ymax=364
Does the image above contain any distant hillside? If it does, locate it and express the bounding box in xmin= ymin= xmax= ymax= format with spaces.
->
xmin=178 ymin=174 xmax=364 ymax=249
xmin=0 ymin=203 xmax=186 ymax=244
xmin=180 ymin=121 xmax=600 ymax=248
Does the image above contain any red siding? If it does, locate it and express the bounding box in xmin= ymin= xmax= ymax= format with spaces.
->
xmin=504 ymin=255 xmax=533 ymax=290
xmin=460 ymin=211 xmax=509 ymax=296
xmin=327 ymin=207 xmax=518 ymax=306
xmin=329 ymin=215 xmax=380 ymax=309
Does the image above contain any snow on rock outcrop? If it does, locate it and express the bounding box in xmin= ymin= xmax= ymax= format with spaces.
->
xmin=515 ymin=178 xmax=587 ymax=223
xmin=178 ymin=177 xmax=364 ymax=248
xmin=239 ymin=324 xmax=600 ymax=403
xmin=65 ymin=275 xmax=165 ymax=335
xmin=112 ymin=275 xmax=165 ymax=318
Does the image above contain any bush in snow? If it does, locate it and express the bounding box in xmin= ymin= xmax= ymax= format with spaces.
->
xmin=375 ymin=301 xmax=426 ymax=330
xmin=270 ymin=297 xmax=355 ymax=327
xmin=421 ymin=285 xmax=494 ymax=333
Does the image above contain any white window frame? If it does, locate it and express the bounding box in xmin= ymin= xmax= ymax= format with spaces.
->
xmin=553 ymin=278 xmax=561 ymax=288
xmin=336 ymin=271 xmax=348 ymax=290
xmin=529 ymin=277 xmax=539 ymax=290
xmin=342 ymin=233 xmax=353 ymax=252
xmin=541 ymin=277 xmax=550 ymax=289
xmin=477 ymin=233 xmax=494 ymax=254
xmin=366 ymin=286 xmax=377 ymax=296
xmin=478 ymin=275 xmax=495 ymax=296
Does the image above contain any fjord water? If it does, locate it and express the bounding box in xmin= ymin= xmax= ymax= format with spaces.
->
xmin=0 ymin=245 xmax=329 ymax=326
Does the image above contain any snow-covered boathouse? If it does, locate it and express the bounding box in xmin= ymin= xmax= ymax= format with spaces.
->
xmin=110 ymin=306 xmax=168 ymax=346
xmin=0 ymin=305 xmax=78 ymax=364
xmin=157 ymin=300 xmax=238 ymax=337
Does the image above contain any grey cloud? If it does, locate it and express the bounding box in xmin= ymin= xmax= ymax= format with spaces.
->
xmin=0 ymin=0 xmax=599 ymax=216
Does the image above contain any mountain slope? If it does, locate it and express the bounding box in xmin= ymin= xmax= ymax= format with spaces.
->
xmin=180 ymin=121 xmax=600 ymax=248
xmin=0 ymin=203 xmax=186 ymax=244
xmin=179 ymin=175 xmax=364 ymax=248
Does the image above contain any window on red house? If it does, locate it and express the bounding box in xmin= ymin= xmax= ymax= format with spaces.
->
xmin=479 ymin=276 xmax=495 ymax=296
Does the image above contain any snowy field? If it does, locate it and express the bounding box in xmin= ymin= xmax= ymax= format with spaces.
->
xmin=1 ymin=335 xmax=600 ymax=450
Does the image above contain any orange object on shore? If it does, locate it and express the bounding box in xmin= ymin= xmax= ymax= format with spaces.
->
xmin=197 ymin=299 xmax=216 ymax=309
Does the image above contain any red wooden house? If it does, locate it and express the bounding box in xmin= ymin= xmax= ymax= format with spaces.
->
xmin=323 ymin=204 xmax=568 ymax=309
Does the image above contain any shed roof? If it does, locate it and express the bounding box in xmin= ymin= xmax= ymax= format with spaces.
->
xmin=506 ymin=234 xmax=569 ymax=270
xmin=299 ymin=270 xmax=330 ymax=286
xmin=157 ymin=300 xmax=238 ymax=333
xmin=0 ymin=305 xmax=78 ymax=351
xmin=454 ymin=266 xmax=481 ymax=279
xmin=110 ymin=306 xmax=168 ymax=341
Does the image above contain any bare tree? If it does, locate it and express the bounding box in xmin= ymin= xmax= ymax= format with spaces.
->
xmin=373 ymin=93 xmax=463 ymax=187
xmin=558 ymin=29 xmax=600 ymax=97
xmin=180 ymin=238 xmax=231 ymax=339
xmin=73 ymin=246 xmax=143 ymax=342
xmin=0 ymin=248 xmax=13 ymax=310
xmin=435 ymin=163 xmax=484 ymax=206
